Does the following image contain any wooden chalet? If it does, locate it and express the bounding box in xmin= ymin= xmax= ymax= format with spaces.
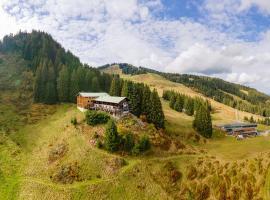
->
xmin=218 ymin=123 xmax=258 ymax=137
xmin=77 ymin=92 xmax=129 ymax=117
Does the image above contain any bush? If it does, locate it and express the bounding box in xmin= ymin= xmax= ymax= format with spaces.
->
xmin=48 ymin=143 xmax=68 ymax=163
xmin=85 ymin=110 xmax=110 ymax=126
xmin=51 ymin=162 xmax=80 ymax=184
xmin=122 ymin=133 xmax=135 ymax=152
xmin=96 ymin=139 xmax=103 ymax=148
xmin=187 ymin=166 xmax=197 ymax=180
xmin=132 ymin=135 xmax=151 ymax=155
xmin=71 ymin=117 xmax=77 ymax=126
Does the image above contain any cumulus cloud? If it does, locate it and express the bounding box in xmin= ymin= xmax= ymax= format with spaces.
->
xmin=0 ymin=0 xmax=270 ymax=93
xmin=166 ymin=43 xmax=232 ymax=74
xmin=226 ymin=73 xmax=260 ymax=84
xmin=239 ymin=0 xmax=270 ymax=14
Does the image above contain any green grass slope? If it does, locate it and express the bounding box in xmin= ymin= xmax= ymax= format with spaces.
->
xmin=1 ymin=55 xmax=270 ymax=198
xmin=1 ymin=101 xmax=270 ymax=199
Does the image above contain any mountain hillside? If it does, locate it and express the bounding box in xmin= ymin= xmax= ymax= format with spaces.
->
xmin=100 ymin=63 xmax=270 ymax=119
xmin=0 ymin=31 xmax=112 ymax=105
xmin=2 ymin=31 xmax=270 ymax=199
xmin=0 ymin=31 xmax=113 ymax=135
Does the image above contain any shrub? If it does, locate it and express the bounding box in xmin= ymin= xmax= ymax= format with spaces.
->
xmin=196 ymin=183 xmax=210 ymax=200
xmin=85 ymin=110 xmax=110 ymax=126
xmin=96 ymin=139 xmax=103 ymax=148
xmin=71 ymin=117 xmax=77 ymax=126
xmin=187 ymin=166 xmax=197 ymax=180
xmin=132 ymin=135 xmax=151 ymax=155
xmin=122 ymin=133 xmax=135 ymax=152
xmin=48 ymin=143 xmax=68 ymax=163
xmin=51 ymin=162 xmax=80 ymax=184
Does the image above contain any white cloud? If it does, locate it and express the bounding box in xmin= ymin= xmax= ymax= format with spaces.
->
xmin=166 ymin=43 xmax=232 ymax=74
xmin=226 ymin=72 xmax=260 ymax=84
xmin=239 ymin=0 xmax=270 ymax=14
xmin=0 ymin=0 xmax=270 ymax=93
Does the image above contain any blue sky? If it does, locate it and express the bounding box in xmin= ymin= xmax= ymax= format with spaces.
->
xmin=1 ymin=0 xmax=270 ymax=93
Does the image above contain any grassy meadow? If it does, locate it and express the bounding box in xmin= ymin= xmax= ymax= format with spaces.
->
xmin=1 ymin=63 xmax=270 ymax=199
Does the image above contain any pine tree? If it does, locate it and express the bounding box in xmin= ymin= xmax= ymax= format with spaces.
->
xmin=44 ymin=62 xmax=57 ymax=104
xmin=57 ymin=65 xmax=70 ymax=102
xmin=33 ymin=63 xmax=43 ymax=102
xmin=184 ymin=98 xmax=194 ymax=116
xmin=141 ymin=85 xmax=151 ymax=116
xmin=69 ymin=69 xmax=80 ymax=102
xmin=149 ymin=89 xmax=165 ymax=129
xmin=169 ymin=93 xmax=176 ymax=109
xmin=84 ymin=70 xmax=94 ymax=91
xmin=193 ymin=104 xmax=212 ymax=138
xmin=121 ymin=81 xmax=129 ymax=97
xmin=104 ymin=120 xmax=121 ymax=152
xmin=91 ymin=77 xmax=100 ymax=92
xmin=174 ymin=94 xmax=184 ymax=112
xmin=77 ymin=67 xmax=86 ymax=91
xmin=109 ymin=76 xmax=121 ymax=96
xmin=129 ymin=84 xmax=141 ymax=117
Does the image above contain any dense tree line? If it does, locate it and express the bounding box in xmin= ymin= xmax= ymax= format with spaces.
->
xmin=0 ymin=31 xmax=112 ymax=104
xmin=161 ymin=74 xmax=270 ymax=117
xmin=163 ymin=90 xmax=212 ymax=138
xmin=244 ymin=115 xmax=270 ymax=126
xmin=110 ymin=77 xmax=164 ymax=129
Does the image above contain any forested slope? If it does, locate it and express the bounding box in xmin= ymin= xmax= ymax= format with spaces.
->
xmin=0 ymin=31 xmax=112 ymax=105
xmin=100 ymin=63 xmax=270 ymax=117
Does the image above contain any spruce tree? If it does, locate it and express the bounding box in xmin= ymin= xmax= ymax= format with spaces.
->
xmin=77 ymin=67 xmax=86 ymax=91
xmin=45 ymin=62 xmax=57 ymax=104
xmin=141 ymin=85 xmax=151 ymax=116
xmin=193 ymin=104 xmax=212 ymax=138
xmin=104 ymin=120 xmax=121 ymax=152
xmin=91 ymin=77 xmax=100 ymax=92
xmin=149 ymin=89 xmax=165 ymax=129
xmin=84 ymin=70 xmax=94 ymax=91
xmin=184 ymin=98 xmax=194 ymax=116
xmin=121 ymin=81 xmax=129 ymax=97
xmin=57 ymin=65 xmax=70 ymax=102
xmin=174 ymin=94 xmax=184 ymax=112
xmin=169 ymin=93 xmax=176 ymax=109
xmin=129 ymin=84 xmax=141 ymax=117
xmin=39 ymin=59 xmax=49 ymax=101
xmin=69 ymin=69 xmax=80 ymax=102
xmin=33 ymin=63 xmax=43 ymax=102
xmin=109 ymin=76 xmax=121 ymax=96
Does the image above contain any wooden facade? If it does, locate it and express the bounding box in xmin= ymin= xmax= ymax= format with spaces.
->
xmin=76 ymin=92 xmax=109 ymax=110
xmin=93 ymin=98 xmax=129 ymax=116
xmin=77 ymin=96 xmax=95 ymax=109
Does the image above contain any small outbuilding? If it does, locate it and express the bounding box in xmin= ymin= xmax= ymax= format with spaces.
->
xmin=217 ymin=122 xmax=258 ymax=137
